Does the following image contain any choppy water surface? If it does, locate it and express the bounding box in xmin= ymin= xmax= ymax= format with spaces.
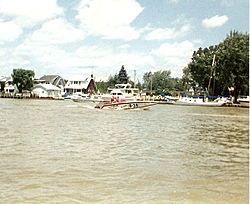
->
xmin=0 ymin=99 xmax=248 ymax=203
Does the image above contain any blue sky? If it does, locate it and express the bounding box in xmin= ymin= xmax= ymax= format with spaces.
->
xmin=0 ymin=0 xmax=248 ymax=82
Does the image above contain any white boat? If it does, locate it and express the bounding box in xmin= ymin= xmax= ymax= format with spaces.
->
xmin=72 ymin=94 xmax=103 ymax=107
xmin=95 ymin=100 xmax=158 ymax=110
xmin=175 ymin=95 xmax=226 ymax=107
xmin=237 ymin=96 xmax=249 ymax=108
xmin=100 ymin=83 xmax=140 ymax=102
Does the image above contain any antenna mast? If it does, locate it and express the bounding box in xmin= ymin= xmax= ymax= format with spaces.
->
xmin=134 ymin=70 xmax=136 ymax=88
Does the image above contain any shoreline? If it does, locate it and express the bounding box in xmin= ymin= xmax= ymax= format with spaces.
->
xmin=0 ymin=96 xmax=248 ymax=108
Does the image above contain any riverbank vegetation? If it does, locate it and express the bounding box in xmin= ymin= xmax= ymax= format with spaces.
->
xmin=184 ymin=30 xmax=249 ymax=103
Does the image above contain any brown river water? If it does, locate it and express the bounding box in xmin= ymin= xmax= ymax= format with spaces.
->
xmin=0 ymin=99 xmax=249 ymax=204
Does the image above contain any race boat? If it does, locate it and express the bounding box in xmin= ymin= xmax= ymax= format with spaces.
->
xmin=95 ymin=96 xmax=158 ymax=110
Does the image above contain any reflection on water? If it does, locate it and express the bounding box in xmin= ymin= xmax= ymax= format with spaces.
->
xmin=0 ymin=99 xmax=248 ymax=203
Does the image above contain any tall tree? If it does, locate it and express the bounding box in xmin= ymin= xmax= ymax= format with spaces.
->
xmin=118 ymin=65 xmax=129 ymax=84
xmin=189 ymin=46 xmax=217 ymax=93
xmin=142 ymin=70 xmax=172 ymax=95
xmin=107 ymin=74 xmax=119 ymax=88
xmin=142 ymin=71 xmax=152 ymax=90
xmin=216 ymin=31 xmax=249 ymax=102
xmin=12 ymin=69 xmax=35 ymax=93
xmin=95 ymin=80 xmax=109 ymax=93
xmin=107 ymin=65 xmax=130 ymax=87
xmin=0 ymin=81 xmax=5 ymax=92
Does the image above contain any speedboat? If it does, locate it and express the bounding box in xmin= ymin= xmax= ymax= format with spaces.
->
xmin=95 ymin=99 xmax=158 ymax=110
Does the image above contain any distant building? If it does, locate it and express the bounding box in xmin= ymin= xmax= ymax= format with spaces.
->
xmin=34 ymin=75 xmax=66 ymax=96
xmin=31 ymin=84 xmax=61 ymax=98
xmin=0 ymin=76 xmax=17 ymax=95
xmin=35 ymin=75 xmax=65 ymax=86
xmin=63 ymin=74 xmax=96 ymax=97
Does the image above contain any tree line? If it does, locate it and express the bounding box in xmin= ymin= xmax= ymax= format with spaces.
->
xmin=5 ymin=30 xmax=249 ymax=103
xmin=182 ymin=30 xmax=249 ymax=103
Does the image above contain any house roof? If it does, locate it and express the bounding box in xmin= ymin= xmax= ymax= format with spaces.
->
xmin=67 ymin=76 xmax=90 ymax=82
xmin=39 ymin=75 xmax=64 ymax=85
xmin=33 ymin=84 xmax=61 ymax=91
xmin=40 ymin=75 xmax=58 ymax=82
xmin=0 ymin=76 xmax=12 ymax=82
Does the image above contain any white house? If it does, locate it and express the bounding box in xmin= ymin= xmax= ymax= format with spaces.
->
xmin=0 ymin=76 xmax=17 ymax=95
xmin=63 ymin=75 xmax=96 ymax=97
xmin=32 ymin=84 xmax=61 ymax=98
xmin=34 ymin=75 xmax=66 ymax=96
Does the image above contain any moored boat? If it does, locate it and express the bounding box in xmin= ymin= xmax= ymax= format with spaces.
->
xmin=100 ymin=83 xmax=140 ymax=102
xmin=175 ymin=93 xmax=226 ymax=107
xmin=237 ymin=96 xmax=249 ymax=108
xmin=72 ymin=94 xmax=103 ymax=107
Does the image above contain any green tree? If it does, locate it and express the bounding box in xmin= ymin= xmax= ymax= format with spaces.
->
xmin=185 ymin=31 xmax=249 ymax=100
xmin=216 ymin=31 xmax=249 ymax=102
xmin=189 ymin=46 xmax=217 ymax=93
xmin=107 ymin=74 xmax=119 ymax=88
xmin=117 ymin=65 xmax=129 ymax=84
xmin=106 ymin=65 xmax=130 ymax=88
xmin=142 ymin=71 xmax=152 ymax=90
xmin=95 ymin=81 xmax=109 ymax=93
xmin=0 ymin=81 xmax=5 ymax=92
xmin=142 ymin=70 xmax=172 ymax=95
xmin=12 ymin=69 xmax=35 ymax=94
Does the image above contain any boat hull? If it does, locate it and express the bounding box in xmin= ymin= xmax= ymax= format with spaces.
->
xmin=175 ymin=97 xmax=225 ymax=107
xmin=238 ymin=100 xmax=249 ymax=108
xmin=238 ymin=97 xmax=249 ymax=108
xmin=175 ymin=101 xmax=225 ymax=107
xmin=95 ymin=101 xmax=158 ymax=110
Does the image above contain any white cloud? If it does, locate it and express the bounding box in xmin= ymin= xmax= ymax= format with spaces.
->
xmin=151 ymin=41 xmax=193 ymax=58
xmin=75 ymin=0 xmax=144 ymax=41
xmin=0 ymin=0 xmax=64 ymax=28
xmin=150 ymin=41 xmax=194 ymax=77
xmin=30 ymin=18 xmax=85 ymax=45
xmin=202 ymin=15 xmax=228 ymax=29
xmin=75 ymin=46 xmax=109 ymax=58
xmin=145 ymin=24 xmax=192 ymax=41
xmin=0 ymin=20 xmax=22 ymax=43
xmin=74 ymin=45 xmax=155 ymax=75
xmin=10 ymin=39 xmax=155 ymax=80
xmin=119 ymin=44 xmax=131 ymax=50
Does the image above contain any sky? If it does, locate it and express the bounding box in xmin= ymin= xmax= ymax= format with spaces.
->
xmin=0 ymin=0 xmax=248 ymax=82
